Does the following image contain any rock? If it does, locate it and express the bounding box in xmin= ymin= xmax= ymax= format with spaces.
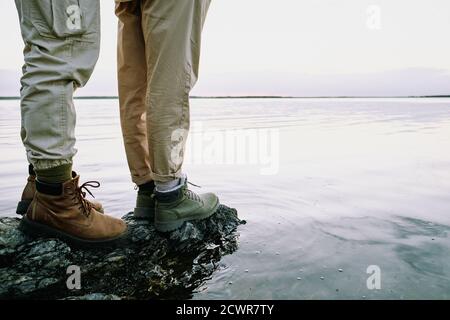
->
xmin=64 ymin=293 xmax=122 ymax=300
xmin=0 ymin=205 xmax=243 ymax=300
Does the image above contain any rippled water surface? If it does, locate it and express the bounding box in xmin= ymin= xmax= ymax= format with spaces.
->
xmin=1 ymin=98 xmax=450 ymax=299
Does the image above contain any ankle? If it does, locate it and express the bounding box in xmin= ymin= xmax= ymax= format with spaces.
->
xmin=155 ymin=179 xmax=181 ymax=193
xmin=28 ymin=164 xmax=36 ymax=177
xmin=155 ymin=174 xmax=186 ymax=193
xmin=35 ymin=180 xmax=63 ymax=196
xmin=154 ymin=187 xmax=184 ymax=203
xmin=35 ymin=164 xmax=72 ymax=184
xmin=138 ymin=181 xmax=155 ymax=195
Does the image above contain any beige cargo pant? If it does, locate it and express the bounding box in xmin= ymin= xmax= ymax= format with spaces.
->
xmin=15 ymin=0 xmax=101 ymax=170
xmin=116 ymin=0 xmax=211 ymax=185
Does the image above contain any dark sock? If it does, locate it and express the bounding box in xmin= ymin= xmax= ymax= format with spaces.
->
xmin=138 ymin=181 xmax=155 ymax=194
xmin=28 ymin=164 xmax=36 ymax=177
xmin=35 ymin=164 xmax=73 ymax=184
xmin=154 ymin=187 xmax=183 ymax=203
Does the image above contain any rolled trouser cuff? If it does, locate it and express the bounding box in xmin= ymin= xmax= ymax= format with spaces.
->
xmin=31 ymin=159 xmax=73 ymax=171
xmin=131 ymin=173 xmax=154 ymax=186
xmin=151 ymin=169 xmax=184 ymax=184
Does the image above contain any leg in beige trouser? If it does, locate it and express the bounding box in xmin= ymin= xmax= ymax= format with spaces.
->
xmin=116 ymin=0 xmax=211 ymax=185
xmin=15 ymin=0 xmax=101 ymax=170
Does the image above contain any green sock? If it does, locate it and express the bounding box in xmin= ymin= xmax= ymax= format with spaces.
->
xmin=35 ymin=164 xmax=73 ymax=184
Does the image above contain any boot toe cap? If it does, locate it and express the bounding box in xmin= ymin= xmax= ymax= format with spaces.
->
xmin=93 ymin=210 xmax=128 ymax=239
xmin=200 ymin=193 xmax=220 ymax=211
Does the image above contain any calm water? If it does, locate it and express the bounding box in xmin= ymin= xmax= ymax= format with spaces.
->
xmin=1 ymin=98 xmax=450 ymax=299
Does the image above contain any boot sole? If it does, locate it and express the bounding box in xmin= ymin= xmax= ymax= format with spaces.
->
xmin=16 ymin=200 xmax=31 ymax=216
xmin=16 ymin=200 xmax=105 ymax=215
xmin=19 ymin=216 xmax=128 ymax=248
xmin=155 ymin=199 xmax=220 ymax=233
xmin=134 ymin=207 xmax=155 ymax=220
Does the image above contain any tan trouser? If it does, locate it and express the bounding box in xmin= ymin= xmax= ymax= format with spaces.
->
xmin=115 ymin=0 xmax=211 ymax=185
xmin=15 ymin=0 xmax=101 ymax=170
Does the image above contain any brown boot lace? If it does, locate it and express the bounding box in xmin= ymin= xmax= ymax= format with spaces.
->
xmin=75 ymin=181 xmax=101 ymax=217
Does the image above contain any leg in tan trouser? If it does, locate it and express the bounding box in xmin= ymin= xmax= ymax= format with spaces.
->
xmin=116 ymin=0 xmax=218 ymax=229
xmin=138 ymin=0 xmax=219 ymax=232
xmin=116 ymin=1 xmax=153 ymax=186
xmin=141 ymin=0 xmax=211 ymax=183
xmin=116 ymin=1 xmax=156 ymax=219
xmin=117 ymin=0 xmax=211 ymax=183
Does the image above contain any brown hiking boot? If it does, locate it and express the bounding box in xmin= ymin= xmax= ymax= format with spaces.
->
xmin=16 ymin=173 xmax=104 ymax=215
xmin=20 ymin=175 xmax=127 ymax=246
xmin=16 ymin=175 xmax=36 ymax=215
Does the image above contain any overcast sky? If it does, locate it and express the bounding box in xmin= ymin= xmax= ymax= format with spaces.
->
xmin=1 ymin=0 xmax=450 ymax=96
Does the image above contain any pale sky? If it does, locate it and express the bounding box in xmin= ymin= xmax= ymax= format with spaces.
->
xmin=1 ymin=0 xmax=450 ymax=96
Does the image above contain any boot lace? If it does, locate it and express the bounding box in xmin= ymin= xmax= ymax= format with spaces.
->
xmin=185 ymin=181 xmax=202 ymax=203
xmin=76 ymin=181 xmax=100 ymax=217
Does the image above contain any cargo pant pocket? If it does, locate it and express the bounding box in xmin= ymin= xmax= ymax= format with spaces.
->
xmin=28 ymin=0 xmax=99 ymax=38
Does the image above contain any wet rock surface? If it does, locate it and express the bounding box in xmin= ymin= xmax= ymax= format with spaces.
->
xmin=0 ymin=205 xmax=244 ymax=300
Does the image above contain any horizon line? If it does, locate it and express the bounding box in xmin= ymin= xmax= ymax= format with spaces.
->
xmin=1 ymin=95 xmax=450 ymax=100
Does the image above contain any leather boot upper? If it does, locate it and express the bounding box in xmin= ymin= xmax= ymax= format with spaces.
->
xmin=27 ymin=175 xmax=127 ymax=241
xmin=20 ymin=176 xmax=36 ymax=202
xmin=20 ymin=174 xmax=104 ymax=213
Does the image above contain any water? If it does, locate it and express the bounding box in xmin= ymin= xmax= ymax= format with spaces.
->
xmin=1 ymin=98 xmax=450 ymax=299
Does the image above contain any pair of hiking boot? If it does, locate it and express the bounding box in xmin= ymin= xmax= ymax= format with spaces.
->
xmin=17 ymin=173 xmax=219 ymax=246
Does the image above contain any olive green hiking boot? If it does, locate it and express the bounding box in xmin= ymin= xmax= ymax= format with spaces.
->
xmin=134 ymin=181 xmax=156 ymax=219
xmin=154 ymin=177 xmax=220 ymax=233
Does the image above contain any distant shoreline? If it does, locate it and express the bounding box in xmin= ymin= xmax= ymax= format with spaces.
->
xmin=1 ymin=95 xmax=450 ymax=100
